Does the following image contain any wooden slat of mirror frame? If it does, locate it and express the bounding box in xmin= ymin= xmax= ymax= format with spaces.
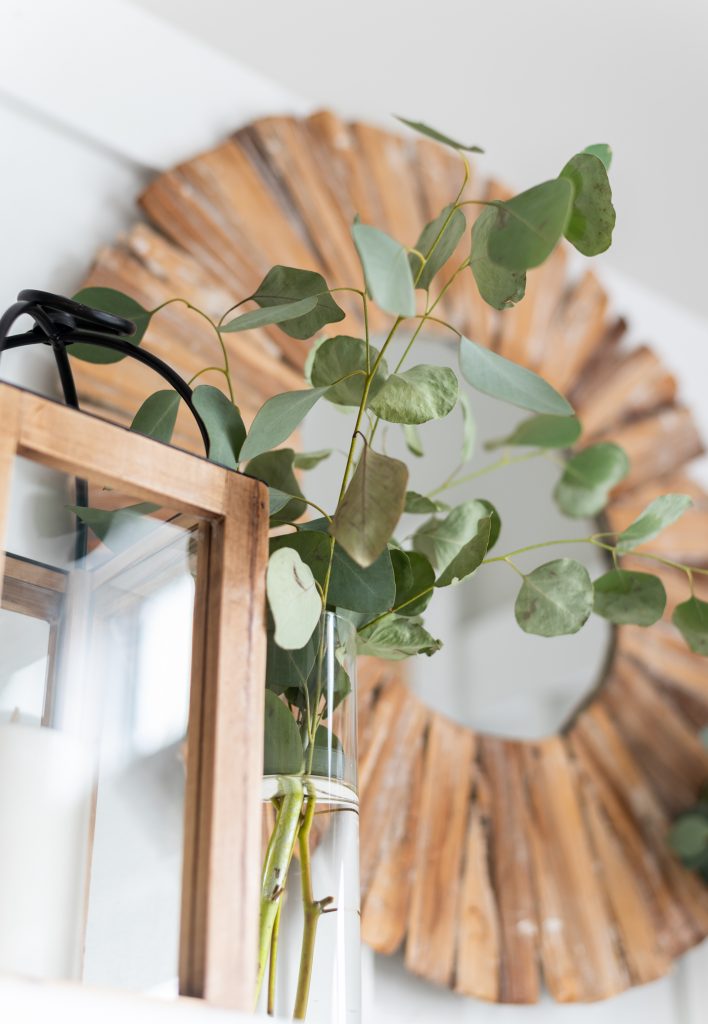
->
xmin=72 ymin=113 xmax=708 ymax=1004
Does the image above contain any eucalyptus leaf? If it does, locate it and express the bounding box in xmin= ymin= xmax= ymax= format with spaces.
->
xmin=352 ymin=222 xmax=415 ymax=317
xmin=413 ymin=499 xmax=493 ymax=573
xmin=270 ymin=526 xmax=396 ymax=615
xmin=560 ymin=152 xmax=616 ymax=257
xmin=266 ymin=547 xmax=322 ymax=650
xmin=515 ymin=558 xmax=593 ymax=636
xmin=130 ymin=390 xmax=179 ymax=444
xmin=356 ymin=614 xmax=442 ymax=659
xmin=370 ymin=365 xmax=458 ymax=424
xmin=263 ymin=691 xmax=304 ymax=775
xmin=593 ymin=569 xmax=666 ymax=626
xmin=269 ymin=487 xmax=296 ymax=517
xmin=403 ymin=423 xmax=424 ymax=457
xmin=239 ymin=387 xmax=329 ymax=462
xmin=309 ymin=725 xmax=346 ymax=779
xmin=486 ymin=414 xmax=581 ymax=450
xmin=487 ymin=178 xmax=574 ymax=271
xmin=332 ymin=446 xmax=408 ymax=567
xmin=436 ymin=515 xmax=490 ymax=587
xmin=247 ymin=449 xmax=305 ymax=522
xmin=668 ymin=814 xmax=708 ymax=862
xmin=404 ymin=491 xmax=449 ymax=514
xmin=672 ymin=597 xmax=708 ymax=656
xmin=395 ymin=116 xmax=484 ymax=152
xmin=68 ymin=503 xmax=160 ymax=551
xmin=192 ymin=384 xmax=246 ymax=469
xmin=310 ymin=336 xmax=385 ymax=406
xmin=220 ymin=296 xmax=317 ymax=332
xmin=554 ymin=442 xmax=629 ymax=517
xmin=410 ymin=204 xmax=466 ymax=290
xmin=293 ymin=449 xmax=332 ymax=470
xmin=583 ymin=143 xmax=613 ymax=171
xmin=616 ymin=493 xmax=693 ymax=553
xmin=70 ymin=287 xmax=150 ymax=363
xmin=266 ymin=625 xmax=319 ymax=697
xmin=459 ymin=336 xmax=573 ymax=416
xmin=469 ymin=206 xmax=527 ymax=310
xmin=391 ymin=549 xmax=435 ymax=616
xmin=459 ymin=391 xmax=476 ymax=461
xmin=252 ymin=266 xmax=345 ymax=339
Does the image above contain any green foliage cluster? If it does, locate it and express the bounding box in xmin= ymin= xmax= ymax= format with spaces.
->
xmin=669 ymin=737 xmax=708 ymax=883
xmin=67 ymin=116 xmax=708 ymax=1015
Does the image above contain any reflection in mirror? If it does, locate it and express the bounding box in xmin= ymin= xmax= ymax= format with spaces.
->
xmin=0 ymin=457 xmax=196 ymax=995
xmin=301 ymin=336 xmax=612 ymax=740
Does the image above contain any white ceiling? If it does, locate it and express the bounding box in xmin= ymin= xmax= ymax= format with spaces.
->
xmin=130 ymin=0 xmax=708 ymax=321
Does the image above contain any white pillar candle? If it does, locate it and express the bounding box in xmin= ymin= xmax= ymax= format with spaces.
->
xmin=0 ymin=719 xmax=93 ymax=980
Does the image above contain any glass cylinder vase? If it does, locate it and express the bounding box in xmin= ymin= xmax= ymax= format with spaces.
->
xmin=257 ymin=611 xmax=360 ymax=1023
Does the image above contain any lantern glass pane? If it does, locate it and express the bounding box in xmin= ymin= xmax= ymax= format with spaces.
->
xmin=0 ymin=456 xmax=199 ymax=996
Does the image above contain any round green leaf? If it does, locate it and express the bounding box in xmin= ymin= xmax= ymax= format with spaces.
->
xmin=192 ymin=384 xmax=246 ymax=469
xmin=292 ymin=449 xmax=332 ymax=470
xmin=310 ymin=336 xmax=386 ymax=406
xmin=247 ymin=449 xmax=305 ymax=523
xmin=410 ymin=205 xmax=466 ymax=290
xmin=673 ymin=597 xmax=708 ymax=656
xmin=270 ymin=526 xmax=396 ymax=615
xmin=403 ymin=423 xmax=424 ymax=457
xmin=395 ymin=116 xmax=484 ymax=153
xmin=413 ymin=499 xmax=493 ymax=573
xmin=668 ymin=814 xmax=708 ymax=861
xmin=583 ymin=143 xmax=613 ymax=171
xmin=356 ymin=614 xmax=442 ymax=660
xmin=239 ymin=387 xmax=328 ymax=463
xmin=469 ymin=206 xmax=527 ymax=310
xmin=486 ymin=414 xmax=581 ymax=450
xmin=435 ymin=516 xmax=491 ymax=588
xmin=560 ymin=152 xmax=616 ymax=257
xmin=332 ymin=446 xmax=408 ymax=568
xmin=266 ymin=547 xmax=322 ymax=650
xmin=263 ymin=691 xmax=304 ymax=775
xmin=369 ymin=365 xmax=459 ymax=424
xmin=459 ymin=336 xmax=573 ymax=416
xmin=404 ymin=491 xmax=449 ymax=515
xmin=309 ymin=725 xmax=346 ymax=780
xmin=616 ymin=493 xmax=693 ymax=553
xmin=458 ymin=391 xmax=476 ymax=461
xmin=487 ymin=178 xmax=574 ymax=271
xmin=252 ymin=266 xmax=345 ymax=340
xmin=515 ymin=558 xmax=593 ymax=636
xmin=70 ymin=287 xmax=151 ymax=363
xmin=352 ymin=221 xmax=415 ymax=317
xmin=220 ymin=296 xmax=318 ymax=332
xmin=130 ymin=390 xmax=180 ymax=444
xmin=391 ymin=549 xmax=435 ymax=616
xmin=593 ymin=569 xmax=666 ymax=626
xmin=554 ymin=443 xmax=629 ymax=517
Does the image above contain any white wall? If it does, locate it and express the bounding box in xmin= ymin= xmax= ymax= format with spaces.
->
xmin=1 ymin=1 xmax=707 ymax=1021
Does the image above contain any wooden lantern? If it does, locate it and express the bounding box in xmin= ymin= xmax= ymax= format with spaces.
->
xmin=65 ymin=111 xmax=708 ymax=1003
xmin=0 ymin=382 xmax=268 ymax=1011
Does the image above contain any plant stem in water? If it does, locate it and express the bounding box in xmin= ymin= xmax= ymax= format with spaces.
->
xmin=267 ymin=900 xmax=282 ymax=1016
xmin=255 ymin=779 xmax=304 ymax=1005
xmin=293 ymin=789 xmax=331 ymax=1020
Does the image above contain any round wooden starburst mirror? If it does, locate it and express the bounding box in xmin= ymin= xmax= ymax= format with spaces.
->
xmin=75 ymin=112 xmax=708 ymax=1003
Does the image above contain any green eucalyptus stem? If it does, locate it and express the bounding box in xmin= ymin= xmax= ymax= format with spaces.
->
xmin=150 ymin=297 xmax=235 ymax=401
xmin=267 ymin=899 xmax=282 ymax=1016
xmin=427 ymin=448 xmax=547 ymax=498
xmin=255 ymin=779 xmax=305 ymax=1006
xmin=293 ymin=788 xmax=332 ymax=1021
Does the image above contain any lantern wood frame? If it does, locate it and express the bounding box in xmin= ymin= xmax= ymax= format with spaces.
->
xmin=0 ymin=381 xmax=269 ymax=1011
xmin=63 ymin=110 xmax=708 ymax=1004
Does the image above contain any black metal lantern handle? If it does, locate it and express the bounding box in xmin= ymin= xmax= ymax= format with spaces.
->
xmin=0 ymin=290 xmax=211 ymax=455
xmin=0 ymin=290 xmax=213 ymax=562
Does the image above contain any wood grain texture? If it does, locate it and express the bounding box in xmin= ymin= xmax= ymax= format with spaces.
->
xmin=0 ymin=384 xmax=268 ymax=1012
xmin=0 ymin=385 xmax=19 ymax=597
